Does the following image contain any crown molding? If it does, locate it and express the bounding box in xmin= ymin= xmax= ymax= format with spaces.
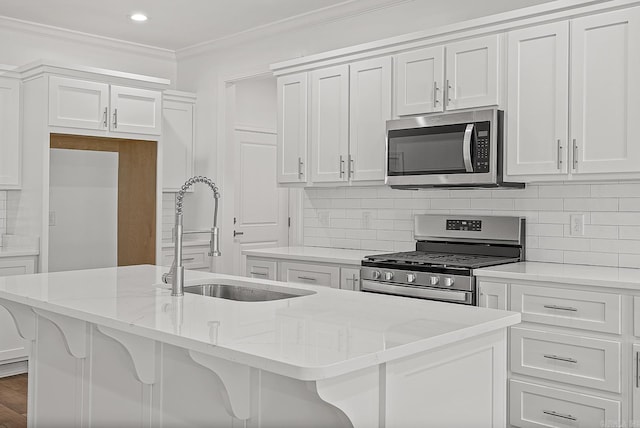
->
xmin=175 ymin=0 xmax=412 ymax=60
xmin=0 ymin=15 xmax=176 ymax=62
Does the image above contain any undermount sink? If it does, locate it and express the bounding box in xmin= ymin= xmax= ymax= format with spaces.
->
xmin=183 ymin=283 xmax=314 ymax=302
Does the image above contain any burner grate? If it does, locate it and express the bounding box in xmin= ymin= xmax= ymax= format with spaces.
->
xmin=366 ymin=251 xmax=519 ymax=269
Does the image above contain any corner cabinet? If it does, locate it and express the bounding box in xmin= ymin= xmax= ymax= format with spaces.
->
xmin=49 ymin=76 xmax=162 ymax=135
xmin=277 ymin=73 xmax=308 ymax=184
xmin=394 ymin=35 xmax=499 ymax=116
xmin=0 ymin=77 xmax=21 ymax=189
xmin=162 ymin=91 xmax=195 ymax=191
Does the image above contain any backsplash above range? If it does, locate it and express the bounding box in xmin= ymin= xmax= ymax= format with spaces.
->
xmin=303 ymin=182 xmax=640 ymax=269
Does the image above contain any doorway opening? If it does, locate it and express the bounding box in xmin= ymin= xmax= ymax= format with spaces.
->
xmin=48 ymin=133 xmax=157 ymax=271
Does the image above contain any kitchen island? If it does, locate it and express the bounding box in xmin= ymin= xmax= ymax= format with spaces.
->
xmin=0 ymin=265 xmax=519 ymax=427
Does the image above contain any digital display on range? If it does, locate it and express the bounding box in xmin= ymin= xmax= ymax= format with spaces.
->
xmin=446 ymin=219 xmax=482 ymax=231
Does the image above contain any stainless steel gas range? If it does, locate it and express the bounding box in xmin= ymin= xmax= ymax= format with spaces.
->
xmin=360 ymin=214 xmax=525 ymax=305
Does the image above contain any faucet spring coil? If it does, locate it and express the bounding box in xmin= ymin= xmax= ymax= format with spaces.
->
xmin=175 ymin=176 xmax=220 ymax=215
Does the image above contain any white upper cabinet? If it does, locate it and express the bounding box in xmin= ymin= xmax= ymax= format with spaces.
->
xmin=395 ymin=47 xmax=444 ymax=116
xmin=445 ymin=35 xmax=500 ymax=111
xmin=570 ymin=7 xmax=640 ymax=175
xmin=277 ymin=72 xmax=308 ymax=184
xmin=162 ymin=92 xmax=195 ymax=191
xmin=310 ymin=65 xmax=349 ymax=183
xmin=349 ymin=57 xmax=392 ymax=182
xmin=0 ymin=77 xmax=21 ymax=189
xmin=48 ymin=76 xmax=161 ymax=135
xmin=506 ymin=22 xmax=569 ymax=177
xmin=49 ymin=76 xmax=109 ymax=130
xmin=110 ymin=86 xmax=161 ymax=135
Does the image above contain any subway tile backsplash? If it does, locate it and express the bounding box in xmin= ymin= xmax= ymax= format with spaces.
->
xmin=303 ymin=182 xmax=640 ymax=269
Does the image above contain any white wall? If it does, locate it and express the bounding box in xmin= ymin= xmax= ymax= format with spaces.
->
xmin=48 ymin=149 xmax=118 ymax=272
xmin=0 ymin=17 xmax=176 ymax=82
xmin=235 ymin=77 xmax=277 ymax=131
xmin=303 ymin=183 xmax=640 ymax=269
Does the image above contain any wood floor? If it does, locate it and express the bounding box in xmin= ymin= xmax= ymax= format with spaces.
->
xmin=0 ymin=374 xmax=27 ymax=428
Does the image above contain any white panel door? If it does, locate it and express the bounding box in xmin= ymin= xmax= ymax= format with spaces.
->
xmin=277 ymin=73 xmax=308 ymax=183
xmin=0 ymin=77 xmax=21 ymax=188
xmin=162 ymin=99 xmax=194 ymax=191
xmin=232 ymin=130 xmax=289 ymax=275
xmin=571 ymin=7 xmax=640 ymax=174
xmin=48 ymin=76 xmax=109 ymax=130
xmin=506 ymin=22 xmax=569 ymax=177
xmin=110 ymin=85 xmax=162 ymax=135
xmin=395 ymin=46 xmax=444 ymax=116
xmin=310 ymin=65 xmax=349 ymax=183
xmin=349 ymin=57 xmax=392 ymax=182
xmin=445 ymin=35 xmax=499 ymax=110
xmin=0 ymin=258 xmax=35 ymax=364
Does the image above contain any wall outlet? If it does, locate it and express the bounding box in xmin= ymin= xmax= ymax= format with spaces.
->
xmin=318 ymin=210 xmax=330 ymax=226
xmin=362 ymin=211 xmax=372 ymax=229
xmin=569 ymin=214 xmax=584 ymax=236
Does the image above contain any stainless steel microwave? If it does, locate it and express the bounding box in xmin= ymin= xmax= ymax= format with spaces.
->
xmin=385 ymin=108 xmax=523 ymax=189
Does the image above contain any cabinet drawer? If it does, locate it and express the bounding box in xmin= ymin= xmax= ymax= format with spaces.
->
xmin=510 ymin=327 xmax=621 ymax=393
xmin=0 ymin=258 xmax=36 ymax=276
xmin=161 ymin=247 xmax=209 ymax=270
xmin=280 ymin=261 xmax=340 ymax=288
xmin=246 ymin=258 xmax=277 ymax=281
xmin=510 ymin=284 xmax=621 ymax=334
xmin=509 ymin=380 xmax=620 ymax=428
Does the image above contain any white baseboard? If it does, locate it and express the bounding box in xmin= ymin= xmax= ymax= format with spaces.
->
xmin=0 ymin=360 xmax=28 ymax=378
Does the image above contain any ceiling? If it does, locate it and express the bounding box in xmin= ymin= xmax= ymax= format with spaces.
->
xmin=0 ymin=0 xmax=406 ymax=51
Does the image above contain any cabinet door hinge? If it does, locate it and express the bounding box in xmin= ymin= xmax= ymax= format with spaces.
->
xmin=233 ymin=217 xmax=237 ymax=225
xmin=288 ymin=217 xmax=291 ymax=228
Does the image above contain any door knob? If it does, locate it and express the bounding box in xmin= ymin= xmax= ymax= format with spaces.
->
xmin=233 ymin=231 xmax=244 ymax=237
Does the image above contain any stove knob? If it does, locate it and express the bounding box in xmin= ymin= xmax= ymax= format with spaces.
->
xmin=407 ymin=273 xmax=416 ymax=283
xmin=430 ymin=276 xmax=439 ymax=286
xmin=383 ymin=271 xmax=394 ymax=281
xmin=372 ymin=270 xmax=381 ymax=280
xmin=444 ymin=277 xmax=455 ymax=287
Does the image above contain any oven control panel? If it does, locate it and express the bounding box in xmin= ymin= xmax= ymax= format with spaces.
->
xmin=446 ymin=219 xmax=482 ymax=231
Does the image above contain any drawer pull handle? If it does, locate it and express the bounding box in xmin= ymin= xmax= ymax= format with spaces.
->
xmin=543 ymin=354 xmax=577 ymax=364
xmin=543 ymin=410 xmax=577 ymax=421
xmin=543 ymin=304 xmax=578 ymax=312
xmin=297 ymin=276 xmax=317 ymax=281
xmin=182 ymin=257 xmax=195 ymax=262
xmin=636 ymin=351 xmax=640 ymax=388
xmin=250 ymin=271 xmax=268 ymax=277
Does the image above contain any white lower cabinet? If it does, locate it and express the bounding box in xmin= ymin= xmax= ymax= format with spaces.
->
xmin=161 ymin=245 xmax=211 ymax=272
xmin=246 ymin=258 xmax=277 ymax=280
xmin=0 ymin=257 xmax=37 ymax=369
xmin=280 ymin=261 xmax=340 ymax=288
xmin=509 ymin=380 xmax=620 ymax=428
xmin=246 ymin=256 xmax=360 ymax=291
xmin=510 ymin=327 xmax=621 ymax=393
xmin=340 ymin=268 xmax=360 ymax=291
xmin=477 ymin=281 xmax=507 ymax=309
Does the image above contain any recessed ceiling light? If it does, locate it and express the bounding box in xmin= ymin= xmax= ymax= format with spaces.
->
xmin=130 ymin=13 xmax=148 ymax=22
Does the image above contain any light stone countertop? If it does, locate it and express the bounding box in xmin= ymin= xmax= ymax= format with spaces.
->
xmin=475 ymin=261 xmax=640 ymax=290
xmin=0 ymin=265 xmax=519 ymax=380
xmin=242 ymin=246 xmax=381 ymax=266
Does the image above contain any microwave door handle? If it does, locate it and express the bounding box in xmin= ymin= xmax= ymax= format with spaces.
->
xmin=463 ymin=124 xmax=474 ymax=173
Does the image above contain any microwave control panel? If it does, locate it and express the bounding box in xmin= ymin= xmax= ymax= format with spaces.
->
xmin=475 ymin=129 xmax=490 ymax=172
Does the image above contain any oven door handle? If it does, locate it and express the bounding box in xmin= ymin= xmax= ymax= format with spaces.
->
xmin=463 ymin=123 xmax=475 ymax=173
xmin=361 ymin=280 xmax=472 ymax=304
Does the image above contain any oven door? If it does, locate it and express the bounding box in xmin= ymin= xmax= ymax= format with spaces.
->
xmin=361 ymin=280 xmax=475 ymax=305
xmin=385 ymin=109 xmax=498 ymax=187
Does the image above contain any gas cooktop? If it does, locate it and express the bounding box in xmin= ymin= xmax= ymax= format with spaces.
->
xmin=364 ymin=251 xmax=521 ymax=269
